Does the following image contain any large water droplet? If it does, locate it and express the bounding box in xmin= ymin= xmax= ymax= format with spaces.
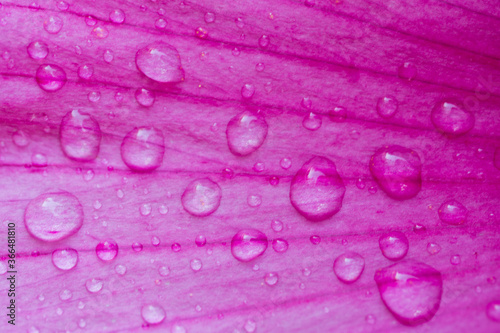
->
xmin=52 ymin=248 xmax=78 ymax=270
xmin=60 ymin=110 xmax=102 ymax=161
xmin=438 ymin=199 xmax=467 ymax=225
xmin=27 ymin=41 xmax=48 ymax=59
xmin=231 ymin=229 xmax=268 ymax=262
xmin=43 ymin=16 xmax=63 ymax=34
xmin=486 ymin=300 xmax=500 ymax=322
xmin=142 ymin=304 xmax=166 ymax=324
xmin=135 ymin=42 xmax=184 ymax=83
xmin=135 ymin=88 xmax=155 ymax=107
xmin=290 ymin=156 xmax=346 ymax=221
xmin=36 ymin=64 xmax=67 ymax=92
xmin=120 ymin=127 xmax=165 ymax=172
xmin=181 ymin=178 xmax=221 ymax=217
xmin=333 ymin=252 xmax=365 ymax=283
xmin=374 ymin=260 xmax=443 ymax=326
xmin=24 ymin=192 xmax=83 ymax=242
xmin=379 ymin=231 xmax=409 ymax=260
xmin=369 ymin=145 xmax=422 ymax=200
xmin=226 ymin=111 xmax=268 ymax=156
xmin=431 ymin=100 xmax=474 ymax=135
xmin=96 ymin=239 xmax=119 ymax=262
xmin=377 ymin=96 xmax=398 ymax=118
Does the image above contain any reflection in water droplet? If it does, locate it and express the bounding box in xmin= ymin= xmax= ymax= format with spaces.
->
xmin=24 ymin=192 xmax=83 ymax=242
xmin=190 ymin=259 xmax=202 ymax=271
xmin=78 ymin=64 xmax=94 ymax=80
xmin=290 ymin=156 xmax=346 ymax=221
xmin=486 ymin=300 xmax=500 ymax=322
xmin=379 ymin=231 xmax=409 ymax=261
xmin=85 ymin=278 xmax=103 ymax=293
xmin=27 ymin=41 xmax=48 ymax=59
xmin=226 ymin=111 xmax=268 ymax=156
xmin=438 ymin=199 xmax=467 ymax=225
xmin=181 ymin=178 xmax=222 ymax=217
xmin=377 ymin=96 xmax=398 ymax=118
xmin=264 ymin=272 xmax=278 ymax=286
xmin=302 ymin=112 xmax=322 ymax=131
xmin=231 ymin=229 xmax=268 ymax=262
xmin=92 ymin=26 xmax=108 ymax=39
xmin=109 ymin=9 xmax=125 ymax=24
xmin=330 ymin=106 xmax=347 ymax=122
xmin=142 ymin=304 xmax=166 ymax=324
xmin=44 ymin=16 xmax=63 ymax=34
xmin=247 ymin=195 xmax=262 ymax=207
xmin=120 ymin=127 xmax=165 ymax=172
xmin=52 ymin=248 xmax=78 ymax=270
xmin=135 ymin=42 xmax=184 ymax=83
xmin=88 ymin=91 xmax=101 ymax=102
xmin=333 ymin=252 xmax=365 ymax=283
xmin=60 ymin=110 xmax=101 ymax=161
xmin=205 ymin=12 xmax=215 ymax=23
xmin=310 ymin=235 xmax=321 ymax=245
xmin=195 ymin=235 xmax=206 ymax=247
xmin=36 ymin=64 xmax=67 ymax=92
xmin=96 ymin=239 xmax=119 ymax=261
xmin=135 ymin=88 xmax=155 ymax=107
xmin=195 ymin=27 xmax=208 ymax=38
xmin=272 ymin=239 xmax=289 ymax=253
xmin=132 ymin=242 xmax=143 ymax=252
xmin=431 ymin=100 xmax=474 ymax=135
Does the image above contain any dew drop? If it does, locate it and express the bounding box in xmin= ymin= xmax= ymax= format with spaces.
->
xmin=377 ymin=96 xmax=398 ymax=118
xmin=241 ymin=83 xmax=255 ymax=99
xmin=195 ymin=27 xmax=208 ymax=38
xmin=255 ymin=63 xmax=265 ymax=72
xmin=272 ymin=239 xmax=289 ymax=253
xmin=379 ymin=231 xmax=409 ymax=261
xmin=195 ymin=235 xmax=206 ymax=247
xmin=52 ymin=248 xmax=78 ymax=270
xmin=431 ymin=100 xmax=474 ymax=135
xmin=92 ymin=26 xmax=108 ymax=39
xmin=88 ymin=91 xmax=101 ymax=102
xmin=142 ymin=304 xmax=166 ymax=324
xmin=204 ymin=12 xmax=215 ymax=23
xmin=486 ymin=300 xmax=500 ymax=322
xmin=44 ymin=16 xmax=63 ymax=34
xmin=59 ymin=289 xmax=72 ymax=301
xmin=120 ymin=127 xmax=165 ymax=172
xmin=36 ymin=64 xmax=67 ymax=92
xmin=310 ymin=235 xmax=321 ymax=245
xmin=413 ymin=223 xmax=426 ymax=233
xmin=140 ymin=203 xmax=152 ymax=216
xmin=96 ymin=239 xmax=119 ymax=262
xmin=158 ymin=266 xmax=170 ymax=276
xmin=57 ymin=1 xmax=68 ymax=10
xmin=231 ymin=229 xmax=268 ymax=262
xmin=302 ymin=112 xmax=322 ymax=131
xmin=280 ymin=158 xmax=292 ymax=170
xmin=259 ymin=35 xmax=270 ymax=48
xmin=226 ymin=111 xmax=268 ymax=156
xmin=103 ymin=49 xmax=114 ymax=63
xmin=398 ymin=62 xmax=417 ymax=81
xmin=365 ymin=314 xmax=376 ymax=325
xmin=78 ymin=64 xmax=94 ymax=80
xmin=12 ymin=130 xmax=29 ymax=147
xmin=24 ymin=192 xmax=83 ymax=242
xmin=135 ymin=42 xmax=184 ymax=83
xmin=301 ymin=97 xmax=312 ymax=109
xmin=374 ymin=260 xmax=442 ymax=326
xmin=232 ymin=47 xmax=241 ymax=56
xmin=109 ymin=9 xmax=125 ymax=24
xmin=247 ymin=194 xmax=262 ymax=207
xmin=290 ymin=156 xmax=346 ymax=221
xmin=85 ymin=15 xmax=97 ymax=26
xmin=59 ymin=110 xmax=101 ymax=161
xmin=181 ymin=178 xmax=222 ymax=217
xmin=264 ymin=272 xmax=278 ymax=286
xmin=369 ymin=145 xmax=422 ymax=200
xmin=235 ymin=17 xmax=244 ymax=28
xmin=158 ymin=205 xmax=168 ymax=215
xmin=333 ymin=252 xmax=365 ymax=283
xmin=171 ymin=243 xmax=181 ymax=252
xmin=329 ymin=107 xmax=347 ymax=122
xmin=438 ymin=199 xmax=467 ymax=225
xmin=155 ymin=18 xmax=167 ymax=29
xmin=85 ymin=278 xmax=103 ymax=293
xmin=115 ymin=264 xmax=127 ymax=275
xmin=269 ymin=176 xmax=279 ymax=186
xmin=302 ymin=268 xmax=311 ymax=276
xmin=151 ymin=236 xmax=160 ymax=246
xmin=356 ymin=178 xmax=366 ymax=189
xmin=271 ymin=220 xmax=283 ymax=232
xmin=31 ymin=153 xmax=47 ymax=167
xmin=450 ymin=255 xmax=461 ymax=265
xmin=27 ymin=41 xmax=48 ymax=59
xmin=190 ymin=258 xmax=202 ymax=271
xmin=132 ymin=242 xmax=143 ymax=252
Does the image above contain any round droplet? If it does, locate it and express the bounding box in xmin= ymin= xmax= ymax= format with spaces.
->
xmin=96 ymin=239 xmax=119 ymax=262
xmin=280 ymin=158 xmax=291 ymax=169
xmin=370 ymin=145 xmax=422 ymax=200
xmin=241 ymin=84 xmax=255 ymax=99
xmin=379 ymin=231 xmax=409 ymax=261
xmin=85 ymin=278 xmax=103 ymax=293
xmin=431 ymin=100 xmax=474 ymax=135
xmin=181 ymin=178 xmax=222 ymax=217
xmin=59 ymin=289 xmax=72 ymax=301
xmin=60 ymin=110 xmax=102 ymax=161
xmin=333 ymin=252 xmax=365 ymax=283
xmin=302 ymin=112 xmax=322 ymax=131
xmin=52 ymin=248 xmax=78 ymax=270
xmin=255 ymin=63 xmax=265 ymax=72
xmin=264 ymin=272 xmax=278 ymax=286
xmin=85 ymin=15 xmax=96 ymax=26
xmin=155 ymin=18 xmax=167 ymax=29
xmin=132 ymin=242 xmax=143 ymax=252
xmin=259 ymin=35 xmax=269 ymax=48
xmin=244 ymin=320 xmax=256 ymax=333
xmin=115 ymin=264 xmax=127 ymax=275
xmin=44 ymin=16 xmax=63 ymax=34
xmin=272 ymin=239 xmax=289 ymax=253
xmin=36 ymin=64 xmax=67 ymax=92
xmin=486 ymin=300 xmax=500 ymax=322
xmin=135 ymin=88 xmax=155 ymax=107
xmin=27 ymin=41 xmax=48 ymax=59
xmin=247 ymin=195 xmax=262 ymax=207
xmin=92 ymin=26 xmax=108 ymax=39
xmin=290 ymin=156 xmax=346 ymax=221
xmin=103 ymin=49 xmax=114 ymax=63
xmin=204 ymin=12 xmax=215 ymax=23
xmin=12 ymin=130 xmax=29 ymax=147
xmin=374 ymin=260 xmax=443 ymax=326
xmin=450 ymin=255 xmax=461 ymax=265
xmin=158 ymin=266 xmax=170 ymax=276
xmin=151 ymin=236 xmax=160 ymax=246
xmin=78 ymin=64 xmax=94 ymax=80
xmin=377 ymin=96 xmax=398 ymax=118
xmin=195 ymin=235 xmax=206 ymax=247
xmin=0 ymin=262 xmax=7 ymax=275
xmin=31 ymin=153 xmax=47 ymax=167
xmin=190 ymin=259 xmax=202 ymax=271
xmin=398 ymin=62 xmax=417 ymax=81
xmin=231 ymin=229 xmax=268 ymax=262
xmin=195 ymin=27 xmax=208 ymax=38
xmin=140 ymin=203 xmax=152 ymax=216
xmin=24 ymin=192 xmax=83 ymax=242
xmin=310 ymin=235 xmax=321 ymax=245
xmin=271 ymin=220 xmax=283 ymax=232
xmin=330 ymin=107 xmax=347 ymax=122
xmin=365 ymin=314 xmax=376 ymax=325
xmin=171 ymin=243 xmax=181 ymax=252
xmin=269 ymin=176 xmax=279 ymax=186
xmin=438 ymin=199 xmax=467 ymax=225
xmin=226 ymin=111 xmax=268 ymax=156
xmin=109 ymin=9 xmax=125 ymax=24
xmin=136 ymin=42 xmax=184 ymax=83
xmin=120 ymin=127 xmax=165 ymax=172
xmin=142 ymin=304 xmax=166 ymax=325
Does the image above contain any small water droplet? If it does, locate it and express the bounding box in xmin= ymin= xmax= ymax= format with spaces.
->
xmin=158 ymin=266 xmax=170 ymax=277
xmin=232 ymin=47 xmax=241 ymax=56
xmin=151 ymin=236 xmax=161 ymax=246
xmin=121 ymin=127 xmax=165 ymax=172
xmin=413 ymin=223 xmax=427 ymax=233
xmin=438 ymin=199 xmax=467 ymax=225
xmin=141 ymin=304 xmax=166 ymax=324
xmin=431 ymin=100 xmax=474 ymax=135
xmin=109 ymin=9 xmax=125 ymax=24
xmin=310 ymin=235 xmax=321 ymax=245
xmin=27 ymin=41 xmax=48 ymax=59
xmin=272 ymin=239 xmax=289 ymax=253
xmin=52 ymin=248 xmax=78 ymax=270
xmin=269 ymin=176 xmax=279 ymax=186
xmin=116 ymin=189 xmax=124 ymax=198
xmin=333 ymin=252 xmax=365 ymax=283
xmin=356 ymin=178 xmax=366 ymax=189
xmin=226 ymin=111 xmax=268 ymax=156
xmin=59 ymin=289 xmax=72 ymax=301
xmin=205 ymin=12 xmax=215 ymax=23
xmin=12 ymin=130 xmax=29 ymax=147
xmin=155 ymin=18 xmax=167 ymax=29
xmin=115 ymin=264 xmax=127 ymax=275
xmin=103 ymin=49 xmax=114 ymax=63
xmin=135 ymin=42 xmax=184 ymax=83
xmin=255 ymin=63 xmax=265 ymax=72
xmin=78 ymin=64 xmax=94 ymax=80
xmin=44 ymin=16 xmax=63 ymax=34
xmin=280 ymin=158 xmax=292 ymax=169
xmin=247 ymin=194 xmax=262 ymax=207
xmin=36 ymin=64 xmax=67 ymax=92
xmin=231 ymin=229 xmax=268 ymax=262
xmin=195 ymin=27 xmax=208 ymax=38
xmin=302 ymin=112 xmax=322 ymax=131
xmin=195 ymin=235 xmax=207 ymax=247
xmin=302 ymin=268 xmax=311 ymax=276
xmin=450 ymin=255 xmax=461 ymax=265
xmin=486 ymin=300 xmax=500 ymax=322
xmin=171 ymin=243 xmax=181 ymax=252
xmin=377 ymin=96 xmax=398 ymax=118
xmin=235 ymin=17 xmax=244 ymax=28
xmin=365 ymin=314 xmax=376 ymax=325
xmin=427 ymin=242 xmax=441 ymax=255
xmin=264 ymin=272 xmax=278 ymax=286
xmin=253 ymin=162 xmax=265 ymax=172
xmin=241 ymin=83 xmax=255 ymax=99
xmin=132 ymin=242 xmax=143 ymax=252
xmin=83 ymin=168 xmax=95 ymax=181
xmin=92 ymin=26 xmax=109 ymax=39
xmin=329 ymin=107 xmax=347 ymax=122
xmin=31 ymin=153 xmax=47 ymax=167
xmin=140 ymin=203 xmax=152 ymax=216
xmin=85 ymin=278 xmax=103 ymax=293
xmin=181 ymin=178 xmax=222 ymax=217
xmin=398 ymin=62 xmax=417 ymax=81
xmin=379 ymin=231 xmax=409 ymax=261
xmin=88 ymin=91 xmax=101 ymax=102
xmin=85 ymin=15 xmax=97 ymax=26
xmin=96 ymin=239 xmax=119 ymax=261
xmin=0 ymin=262 xmax=7 ymax=275
xmin=259 ymin=35 xmax=270 ymax=48
xmin=190 ymin=258 xmax=202 ymax=271
xmin=57 ymin=1 xmax=69 ymax=10
xmin=271 ymin=220 xmax=283 ymax=232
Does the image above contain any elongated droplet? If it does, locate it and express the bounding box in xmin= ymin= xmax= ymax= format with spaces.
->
xmin=52 ymin=248 xmax=78 ymax=270
xmin=290 ymin=156 xmax=346 ymax=221
xmin=374 ymin=260 xmax=443 ymax=326
xmin=438 ymin=199 xmax=467 ymax=225
xmin=231 ymin=229 xmax=268 ymax=262
xmin=27 ymin=41 xmax=48 ymax=59
xmin=226 ymin=111 xmax=268 ymax=156
xmin=24 ymin=192 xmax=83 ymax=242
xmin=370 ymin=145 xmax=421 ymax=200
xmin=181 ymin=178 xmax=222 ymax=217
xmin=36 ymin=64 xmax=67 ymax=92
xmin=120 ymin=127 xmax=165 ymax=172
xmin=96 ymin=240 xmax=119 ymax=261
xmin=333 ymin=252 xmax=364 ymax=283
xmin=135 ymin=42 xmax=184 ymax=83
xmin=142 ymin=304 xmax=166 ymax=324
xmin=60 ymin=110 xmax=102 ymax=161
xmin=431 ymin=100 xmax=474 ymax=135
xmin=379 ymin=231 xmax=409 ymax=260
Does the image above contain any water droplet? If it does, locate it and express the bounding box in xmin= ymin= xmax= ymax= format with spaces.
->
xmin=302 ymin=267 xmax=311 ymax=276
xmin=88 ymin=91 xmax=101 ymax=102
xmin=486 ymin=300 xmax=500 ymax=322
xmin=78 ymin=64 xmax=94 ymax=80
xmin=52 ymin=248 xmax=78 ymax=270
xmin=232 ymin=47 xmax=241 ymax=56
xmin=140 ymin=203 xmax=152 ymax=216
xmin=36 ymin=64 xmax=67 ymax=92
xmin=226 ymin=111 xmax=268 ymax=156
xmin=272 ymin=239 xmax=289 ymax=253
xmin=271 ymin=220 xmax=283 ymax=232
xmin=78 ymin=319 xmax=86 ymax=328
xmin=195 ymin=235 xmax=207 ymax=247
xmin=190 ymin=258 xmax=202 ymax=271
xmin=280 ymin=158 xmax=292 ymax=169
xmin=264 ymin=272 xmax=278 ymax=286
xmin=255 ymin=63 xmax=265 ymax=72
xmin=85 ymin=278 xmax=103 ymax=293
xmin=158 ymin=205 xmax=168 ymax=214
xmin=365 ymin=314 xmax=376 ymax=325
xmin=370 ymin=145 xmax=422 ymax=200
xmin=231 ymin=229 xmax=268 ymax=262
xmin=299 ymin=282 xmax=306 ymax=290
xmin=205 ymin=12 xmax=215 ymax=23
xmin=379 ymin=231 xmax=409 ymax=261
xmin=450 ymin=255 xmax=461 ymax=265
xmin=398 ymin=62 xmax=417 ymax=81
xmin=235 ymin=17 xmax=244 ymax=28
xmin=115 ymin=264 xmax=127 ymax=275
xmin=12 ymin=130 xmax=29 ymax=147
xmin=301 ymin=97 xmax=312 ymax=109
xmin=142 ymin=304 xmax=166 ymax=324
xmin=310 ymin=235 xmax=321 ymax=245
xmin=172 ymin=325 xmax=186 ymax=333
xmin=56 ymin=307 xmax=63 ymax=315
xmin=31 ymin=153 xmax=47 ymax=167
xmin=24 ymin=192 xmax=83 ymax=242
xmin=155 ymin=18 xmax=167 ymax=29
xmin=356 ymin=178 xmax=366 ymax=189
xmin=59 ymin=289 xmax=72 ymax=301
xmin=259 ymin=35 xmax=270 ymax=48
xmin=92 ymin=26 xmax=108 ymax=39
xmin=103 ymin=49 xmax=114 ymax=63
xmin=158 ymin=266 xmax=170 ymax=276
xmin=96 ymin=239 xmax=119 ymax=262
xmin=151 ymin=236 xmax=161 ymax=246
xmin=195 ymin=27 xmax=208 ymax=38
xmin=181 ymin=178 xmax=222 ymax=217
xmin=413 ymin=223 xmax=427 ymax=233
xmin=120 ymin=127 xmax=165 ymax=172
xmin=44 ymin=16 xmax=63 ymax=34
xmin=222 ymin=168 xmax=234 ymax=178
xmin=132 ymin=242 xmax=143 ymax=252
xmin=171 ymin=243 xmax=181 ymax=252
xmin=85 ymin=15 xmax=96 ymax=26
xmin=109 ymin=9 xmax=125 ymax=24
xmin=290 ymin=156 xmax=346 ymax=221
xmin=431 ymin=100 xmax=474 ymax=135
xmin=27 ymin=41 xmax=48 ymax=59
xmin=269 ymin=176 xmax=279 ymax=186
xmin=241 ymin=83 xmax=255 ymax=99
xmin=247 ymin=194 xmax=262 ymax=207
xmin=135 ymin=42 xmax=184 ymax=83
xmin=244 ymin=320 xmax=256 ymax=332
xmin=438 ymin=199 xmax=467 ymax=225
xmin=302 ymin=112 xmax=322 ymax=131
xmin=59 ymin=110 xmax=101 ymax=161
xmin=377 ymin=96 xmax=398 ymax=118
xmin=333 ymin=252 xmax=365 ymax=283
xmin=374 ymin=260 xmax=442 ymax=326
xmin=134 ymin=88 xmax=156 ymax=107
xmin=57 ymin=1 xmax=68 ymax=10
